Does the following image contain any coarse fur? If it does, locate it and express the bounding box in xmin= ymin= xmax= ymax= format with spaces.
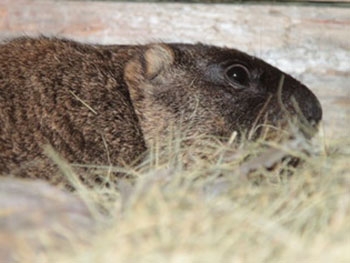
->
xmin=0 ymin=37 xmax=322 ymax=186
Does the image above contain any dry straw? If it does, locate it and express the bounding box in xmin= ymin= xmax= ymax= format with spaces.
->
xmin=1 ymin=131 xmax=350 ymax=263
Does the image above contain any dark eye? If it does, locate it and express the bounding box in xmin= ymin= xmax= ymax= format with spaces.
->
xmin=225 ymin=64 xmax=250 ymax=88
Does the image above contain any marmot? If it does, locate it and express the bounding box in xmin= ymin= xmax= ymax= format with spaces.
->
xmin=0 ymin=37 xmax=322 ymax=185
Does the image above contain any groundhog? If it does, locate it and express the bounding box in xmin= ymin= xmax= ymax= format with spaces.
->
xmin=0 ymin=37 xmax=322 ymax=186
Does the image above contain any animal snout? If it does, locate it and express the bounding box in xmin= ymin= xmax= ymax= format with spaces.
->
xmin=291 ymin=84 xmax=323 ymax=126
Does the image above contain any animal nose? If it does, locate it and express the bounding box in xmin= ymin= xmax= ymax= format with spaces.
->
xmin=291 ymin=83 xmax=323 ymax=126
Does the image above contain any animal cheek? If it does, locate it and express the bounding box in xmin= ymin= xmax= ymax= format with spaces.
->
xmin=205 ymin=115 xmax=232 ymax=137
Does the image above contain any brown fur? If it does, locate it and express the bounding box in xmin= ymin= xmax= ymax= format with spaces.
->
xmin=0 ymin=37 xmax=322 ymax=186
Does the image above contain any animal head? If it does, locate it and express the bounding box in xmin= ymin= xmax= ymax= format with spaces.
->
xmin=125 ymin=43 xmax=322 ymax=146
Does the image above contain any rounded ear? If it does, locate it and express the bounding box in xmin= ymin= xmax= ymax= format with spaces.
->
xmin=143 ymin=44 xmax=174 ymax=80
xmin=124 ymin=44 xmax=175 ymax=114
xmin=125 ymin=44 xmax=175 ymax=85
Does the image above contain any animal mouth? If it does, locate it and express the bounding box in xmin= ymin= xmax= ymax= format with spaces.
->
xmin=246 ymin=94 xmax=322 ymax=142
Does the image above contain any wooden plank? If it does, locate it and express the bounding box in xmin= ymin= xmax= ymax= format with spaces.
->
xmin=258 ymin=0 xmax=350 ymax=2
xmin=0 ymin=0 xmax=349 ymax=140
